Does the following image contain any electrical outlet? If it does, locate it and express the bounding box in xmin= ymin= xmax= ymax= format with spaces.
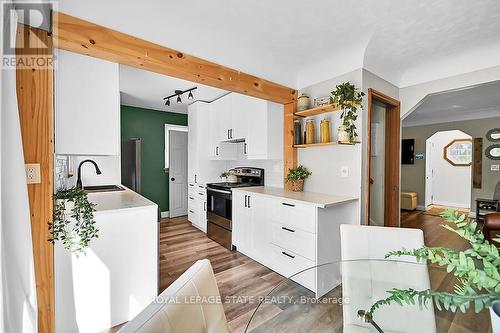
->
xmin=25 ymin=163 xmax=41 ymax=184
xmin=491 ymin=164 xmax=500 ymax=171
xmin=341 ymin=166 xmax=349 ymax=178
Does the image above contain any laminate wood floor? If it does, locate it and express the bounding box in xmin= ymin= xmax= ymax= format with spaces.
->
xmin=107 ymin=211 xmax=492 ymax=332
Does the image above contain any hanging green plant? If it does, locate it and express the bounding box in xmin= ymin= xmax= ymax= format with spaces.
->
xmin=50 ymin=187 xmax=99 ymax=253
xmin=330 ymin=82 xmax=365 ymax=142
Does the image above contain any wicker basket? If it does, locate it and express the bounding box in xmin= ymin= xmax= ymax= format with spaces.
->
xmin=289 ymin=179 xmax=304 ymax=192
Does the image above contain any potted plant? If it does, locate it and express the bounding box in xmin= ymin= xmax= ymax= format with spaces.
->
xmin=285 ymin=165 xmax=312 ymax=192
xmin=50 ymin=187 xmax=99 ymax=254
xmin=330 ymin=82 xmax=365 ymax=143
xmin=368 ymin=209 xmax=500 ymax=331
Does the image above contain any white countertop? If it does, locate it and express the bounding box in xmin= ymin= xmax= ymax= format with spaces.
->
xmin=232 ymin=186 xmax=358 ymax=208
xmin=87 ymin=186 xmax=157 ymax=213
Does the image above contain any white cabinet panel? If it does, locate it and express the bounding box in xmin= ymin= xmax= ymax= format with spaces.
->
xmin=269 ymin=244 xmax=316 ymax=291
xmin=270 ymin=222 xmax=316 ymax=261
xmin=55 ymin=50 xmax=120 ymax=155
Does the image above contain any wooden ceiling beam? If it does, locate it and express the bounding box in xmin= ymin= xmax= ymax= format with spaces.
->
xmin=52 ymin=12 xmax=297 ymax=104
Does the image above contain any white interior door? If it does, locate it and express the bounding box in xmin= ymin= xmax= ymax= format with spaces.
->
xmin=169 ymin=131 xmax=188 ymax=217
xmin=425 ymin=139 xmax=433 ymax=208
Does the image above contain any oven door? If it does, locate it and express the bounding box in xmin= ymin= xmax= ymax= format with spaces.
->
xmin=206 ymin=187 xmax=232 ymax=222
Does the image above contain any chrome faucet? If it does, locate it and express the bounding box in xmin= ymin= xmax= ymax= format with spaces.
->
xmin=76 ymin=159 xmax=102 ymax=189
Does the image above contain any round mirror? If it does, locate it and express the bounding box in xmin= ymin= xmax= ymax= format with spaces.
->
xmin=486 ymin=144 xmax=500 ymax=160
xmin=486 ymin=128 xmax=500 ymax=142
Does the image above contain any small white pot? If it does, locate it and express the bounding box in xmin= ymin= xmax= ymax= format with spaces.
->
xmin=491 ymin=302 xmax=500 ymax=333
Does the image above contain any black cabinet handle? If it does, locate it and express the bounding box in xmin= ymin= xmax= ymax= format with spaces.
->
xmin=189 ymin=210 xmax=195 ymax=213
xmin=216 ymin=146 xmax=219 ymax=155
xmin=189 ymin=197 xmax=194 ymax=200
xmin=282 ymin=203 xmax=295 ymax=207
xmin=244 ymin=143 xmax=247 ymax=154
xmin=230 ymin=129 xmax=233 ymax=139
xmin=244 ymin=195 xmax=247 ymax=208
xmin=227 ymin=129 xmax=230 ymax=139
xmin=282 ymin=227 xmax=295 ymax=233
xmin=204 ymin=201 xmax=206 ymax=211
xmin=247 ymin=196 xmax=251 ymax=208
xmin=195 ymin=174 xmax=197 ymax=183
xmin=198 ymin=192 xmax=204 ymax=195
xmin=282 ymin=251 xmax=295 ymax=259
xmin=189 ymin=184 xmax=194 ymax=187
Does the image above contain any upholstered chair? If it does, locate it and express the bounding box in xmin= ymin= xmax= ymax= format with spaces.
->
xmin=119 ymin=259 xmax=229 ymax=333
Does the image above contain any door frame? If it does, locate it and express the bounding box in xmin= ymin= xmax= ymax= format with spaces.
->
xmin=366 ymin=88 xmax=401 ymax=227
xmin=165 ymin=124 xmax=188 ymax=218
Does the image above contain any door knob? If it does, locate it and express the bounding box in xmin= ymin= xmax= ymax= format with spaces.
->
xmin=170 ymin=177 xmax=175 ymax=181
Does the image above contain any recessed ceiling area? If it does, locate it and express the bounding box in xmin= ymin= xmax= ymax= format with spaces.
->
xmin=59 ymin=0 xmax=500 ymax=89
xmin=402 ymin=80 xmax=500 ymax=127
xmin=119 ymin=65 xmax=228 ymax=113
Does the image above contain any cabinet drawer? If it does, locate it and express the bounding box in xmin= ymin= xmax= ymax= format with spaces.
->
xmin=188 ymin=195 xmax=197 ymax=211
xmin=269 ymin=244 xmax=316 ymax=291
xmin=188 ymin=209 xmax=197 ymax=224
xmin=270 ymin=200 xmax=316 ymax=233
xmin=195 ymin=187 xmax=206 ymax=200
xmin=270 ymin=223 xmax=316 ymax=261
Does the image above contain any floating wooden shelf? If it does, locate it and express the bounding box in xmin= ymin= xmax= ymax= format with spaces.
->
xmin=294 ymin=102 xmax=360 ymax=118
xmin=293 ymin=141 xmax=360 ymax=148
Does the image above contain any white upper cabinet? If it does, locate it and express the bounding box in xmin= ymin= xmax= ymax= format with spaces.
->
xmin=55 ymin=50 xmax=120 ymax=155
xmin=188 ymin=102 xmax=225 ymax=184
xmin=208 ymin=93 xmax=283 ymax=160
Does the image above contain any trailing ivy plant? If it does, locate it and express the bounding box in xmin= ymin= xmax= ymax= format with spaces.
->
xmin=50 ymin=187 xmax=99 ymax=253
xmin=285 ymin=165 xmax=312 ymax=182
xmin=330 ymin=82 xmax=365 ymax=142
xmin=368 ymin=209 xmax=500 ymax=318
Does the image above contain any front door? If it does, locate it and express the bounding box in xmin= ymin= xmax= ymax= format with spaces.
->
xmin=169 ymin=131 xmax=188 ymax=217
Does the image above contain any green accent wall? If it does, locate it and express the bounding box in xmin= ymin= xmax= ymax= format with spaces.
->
xmin=121 ymin=105 xmax=187 ymax=211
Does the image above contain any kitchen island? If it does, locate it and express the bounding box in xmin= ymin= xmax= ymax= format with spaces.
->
xmin=232 ymin=186 xmax=359 ymax=297
xmin=55 ymin=187 xmax=158 ymax=333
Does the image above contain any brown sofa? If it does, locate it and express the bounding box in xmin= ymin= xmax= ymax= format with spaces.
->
xmin=484 ymin=212 xmax=500 ymax=247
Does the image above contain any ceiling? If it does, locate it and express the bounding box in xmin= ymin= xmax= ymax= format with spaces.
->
xmin=59 ymin=0 xmax=500 ymax=89
xmin=119 ymin=65 xmax=228 ymax=113
xmin=402 ymin=80 xmax=500 ymax=127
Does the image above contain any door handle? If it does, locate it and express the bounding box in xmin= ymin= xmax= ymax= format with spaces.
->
xmin=369 ymin=178 xmax=374 ymax=184
xmin=281 ymin=251 xmax=295 ymax=259
xmin=170 ymin=177 xmax=175 ymax=181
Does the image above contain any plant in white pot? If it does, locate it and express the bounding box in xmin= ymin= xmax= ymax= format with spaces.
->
xmin=330 ymin=82 xmax=364 ymax=143
xmin=369 ymin=209 xmax=500 ymax=331
xmin=50 ymin=187 xmax=99 ymax=253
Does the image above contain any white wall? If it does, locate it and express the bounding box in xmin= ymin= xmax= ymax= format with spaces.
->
xmin=57 ymin=155 xmax=121 ymax=189
xmin=226 ymin=158 xmax=283 ymax=188
xmin=426 ymin=130 xmax=472 ymax=208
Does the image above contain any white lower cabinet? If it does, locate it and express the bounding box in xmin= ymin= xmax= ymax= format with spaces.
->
xmin=232 ymin=189 xmax=358 ymax=297
xmin=188 ymin=186 xmax=207 ymax=232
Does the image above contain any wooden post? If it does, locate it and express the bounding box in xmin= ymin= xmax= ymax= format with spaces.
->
xmin=283 ymin=103 xmax=297 ymax=188
xmin=16 ymin=23 xmax=55 ymax=333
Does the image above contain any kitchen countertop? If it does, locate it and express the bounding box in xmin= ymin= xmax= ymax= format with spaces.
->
xmin=232 ymin=186 xmax=358 ymax=208
xmin=87 ymin=186 xmax=157 ymax=213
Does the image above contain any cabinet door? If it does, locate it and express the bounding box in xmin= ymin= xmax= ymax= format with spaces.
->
xmin=56 ymin=50 xmax=120 ymax=155
xmin=208 ymin=101 xmax=222 ymax=159
xmin=230 ymin=93 xmax=249 ymax=140
xmin=244 ymin=98 xmax=268 ymax=158
xmin=187 ymin=105 xmax=198 ymax=184
xmin=232 ymin=191 xmax=251 ymax=254
xmin=248 ymin=194 xmax=272 ymax=263
xmin=195 ymin=198 xmax=207 ymax=232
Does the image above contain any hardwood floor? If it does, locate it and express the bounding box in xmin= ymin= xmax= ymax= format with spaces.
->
xmin=108 ymin=211 xmax=491 ymax=332
xmin=158 ymin=216 xmax=284 ymax=332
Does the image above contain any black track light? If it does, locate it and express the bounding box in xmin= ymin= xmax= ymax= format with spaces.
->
xmin=165 ymin=98 xmax=170 ymax=106
xmin=188 ymin=90 xmax=194 ymax=100
xmin=176 ymin=95 xmax=182 ymax=104
xmin=164 ymin=87 xmax=197 ymax=105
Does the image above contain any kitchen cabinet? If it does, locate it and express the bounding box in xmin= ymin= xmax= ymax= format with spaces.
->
xmin=188 ymin=185 xmax=207 ymax=232
xmin=208 ymin=93 xmax=283 ymax=160
xmin=232 ymin=187 xmax=358 ymax=297
xmin=188 ymin=102 xmax=225 ymax=184
xmin=55 ymin=49 xmax=120 ymax=155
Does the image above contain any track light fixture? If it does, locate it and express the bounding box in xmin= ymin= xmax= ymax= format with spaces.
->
xmin=163 ymin=87 xmax=197 ymax=106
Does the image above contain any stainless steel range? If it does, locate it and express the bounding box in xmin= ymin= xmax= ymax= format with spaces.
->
xmin=206 ymin=167 xmax=264 ymax=250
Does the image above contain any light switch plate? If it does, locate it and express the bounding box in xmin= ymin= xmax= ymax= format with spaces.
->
xmin=491 ymin=164 xmax=500 ymax=171
xmin=25 ymin=163 xmax=41 ymax=184
xmin=341 ymin=166 xmax=349 ymax=178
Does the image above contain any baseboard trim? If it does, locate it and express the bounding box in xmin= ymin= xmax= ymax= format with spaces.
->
xmin=161 ymin=211 xmax=169 ymax=218
xmin=432 ymin=200 xmax=470 ymax=209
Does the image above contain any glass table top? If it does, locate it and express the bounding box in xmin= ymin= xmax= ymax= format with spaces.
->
xmin=245 ymin=260 xmax=495 ymax=333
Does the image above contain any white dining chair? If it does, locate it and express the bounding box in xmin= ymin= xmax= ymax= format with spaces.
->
xmin=340 ymin=224 xmax=436 ymax=333
xmin=119 ymin=259 xmax=229 ymax=333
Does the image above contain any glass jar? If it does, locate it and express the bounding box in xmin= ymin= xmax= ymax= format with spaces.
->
xmin=306 ymin=119 xmax=315 ymax=144
xmin=320 ymin=119 xmax=330 ymax=143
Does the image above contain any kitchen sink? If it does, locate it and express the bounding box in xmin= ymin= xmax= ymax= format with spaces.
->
xmin=83 ymin=185 xmax=125 ymax=193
